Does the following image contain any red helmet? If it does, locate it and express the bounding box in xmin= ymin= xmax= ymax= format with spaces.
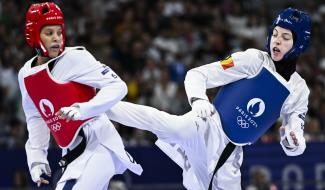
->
xmin=25 ymin=2 xmax=65 ymax=56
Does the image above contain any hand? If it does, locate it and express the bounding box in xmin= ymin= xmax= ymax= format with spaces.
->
xmin=279 ymin=126 xmax=306 ymax=156
xmin=56 ymin=104 xmax=81 ymax=122
xmin=191 ymin=99 xmax=215 ymax=118
xmin=30 ymin=163 xmax=51 ymax=187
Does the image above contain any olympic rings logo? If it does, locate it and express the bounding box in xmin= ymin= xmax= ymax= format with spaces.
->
xmin=237 ymin=116 xmax=250 ymax=128
xmin=51 ymin=122 xmax=61 ymax=132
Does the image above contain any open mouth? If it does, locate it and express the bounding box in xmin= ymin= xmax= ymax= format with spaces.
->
xmin=272 ymin=47 xmax=280 ymax=54
xmin=50 ymin=44 xmax=60 ymax=50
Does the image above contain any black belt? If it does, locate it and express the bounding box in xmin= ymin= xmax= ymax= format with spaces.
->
xmin=59 ymin=130 xmax=86 ymax=169
xmin=208 ymin=142 xmax=236 ymax=190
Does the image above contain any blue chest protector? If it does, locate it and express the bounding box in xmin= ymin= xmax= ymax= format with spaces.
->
xmin=212 ymin=67 xmax=290 ymax=145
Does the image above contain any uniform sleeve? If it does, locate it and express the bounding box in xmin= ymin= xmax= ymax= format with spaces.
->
xmin=281 ymin=81 xmax=309 ymax=131
xmin=184 ymin=49 xmax=263 ymax=102
xmin=18 ymin=68 xmax=50 ymax=171
xmin=281 ymin=81 xmax=310 ymax=133
xmin=280 ymin=79 xmax=309 ymax=156
xmin=287 ymin=92 xmax=309 ymax=131
xmin=62 ymin=49 xmax=127 ymax=119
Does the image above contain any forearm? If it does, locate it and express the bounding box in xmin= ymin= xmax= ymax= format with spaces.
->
xmin=288 ymin=113 xmax=305 ymax=132
xmin=280 ymin=113 xmax=306 ymax=156
xmin=23 ymin=114 xmax=50 ymax=170
xmin=77 ymin=81 xmax=128 ymax=119
xmin=184 ymin=68 xmax=216 ymax=118
xmin=25 ymin=140 xmax=49 ymax=171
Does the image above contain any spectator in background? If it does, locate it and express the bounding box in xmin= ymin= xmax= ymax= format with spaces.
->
xmin=304 ymin=117 xmax=323 ymax=142
xmin=128 ymin=129 xmax=152 ymax=147
xmin=12 ymin=170 xmax=29 ymax=190
xmin=108 ymin=180 xmax=128 ymax=190
xmin=150 ymin=68 xmax=177 ymax=111
xmin=246 ymin=166 xmax=277 ymax=190
xmin=6 ymin=118 xmax=26 ymax=149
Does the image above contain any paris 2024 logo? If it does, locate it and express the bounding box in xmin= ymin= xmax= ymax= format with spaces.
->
xmin=39 ymin=99 xmax=61 ymax=132
xmin=247 ymin=98 xmax=265 ymax=117
xmin=236 ymin=98 xmax=265 ymax=129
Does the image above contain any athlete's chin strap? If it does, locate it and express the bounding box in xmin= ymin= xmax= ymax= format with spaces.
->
xmin=208 ymin=142 xmax=236 ymax=190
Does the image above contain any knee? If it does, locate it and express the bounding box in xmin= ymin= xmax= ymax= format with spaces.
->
xmin=143 ymin=107 xmax=195 ymax=140
xmin=168 ymin=116 xmax=195 ymax=140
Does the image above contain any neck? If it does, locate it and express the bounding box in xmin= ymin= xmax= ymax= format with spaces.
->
xmin=36 ymin=56 xmax=50 ymax=66
xmin=274 ymin=56 xmax=298 ymax=81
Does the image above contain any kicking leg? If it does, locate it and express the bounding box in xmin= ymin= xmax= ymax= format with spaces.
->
xmin=107 ymin=101 xmax=197 ymax=144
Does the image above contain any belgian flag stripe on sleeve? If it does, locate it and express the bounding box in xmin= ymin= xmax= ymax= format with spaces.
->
xmin=220 ymin=56 xmax=234 ymax=70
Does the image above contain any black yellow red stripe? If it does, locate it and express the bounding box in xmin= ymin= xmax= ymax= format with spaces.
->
xmin=220 ymin=56 xmax=234 ymax=70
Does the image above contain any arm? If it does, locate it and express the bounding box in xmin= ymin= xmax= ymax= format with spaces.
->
xmin=58 ymin=49 xmax=127 ymax=120
xmin=18 ymin=69 xmax=51 ymax=186
xmin=280 ymin=83 xmax=309 ymax=156
xmin=76 ymin=81 xmax=127 ymax=119
xmin=184 ymin=49 xmax=263 ymax=117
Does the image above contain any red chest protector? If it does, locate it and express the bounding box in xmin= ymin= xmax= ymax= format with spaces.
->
xmin=24 ymin=68 xmax=96 ymax=148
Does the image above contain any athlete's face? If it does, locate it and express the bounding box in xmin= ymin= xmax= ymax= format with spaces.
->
xmin=270 ymin=26 xmax=294 ymax=61
xmin=40 ymin=25 xmax=63 ymax=58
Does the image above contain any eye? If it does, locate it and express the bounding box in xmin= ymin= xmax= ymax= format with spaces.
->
xmin=272 ymin=30 xmax=278 ymax=37
xmin=45 ymin=31 xmax=53 ymax=36
xmin=282 ymin=34 xmax=292 ymax=41
xmin=272 ymin=32 xmax=278 ymax=37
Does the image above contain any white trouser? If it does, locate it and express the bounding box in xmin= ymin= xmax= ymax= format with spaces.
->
xmin=56 ymin=144 xmax=117 ymax=190
xmin=107 ymin=101 xmax=243 ymax=190
xmin=55 ymin=114 xmax=142 ymax=190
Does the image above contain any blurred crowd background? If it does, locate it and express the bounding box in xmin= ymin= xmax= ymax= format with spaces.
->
xmin=0 ymin=0 xmax=324 ymax=189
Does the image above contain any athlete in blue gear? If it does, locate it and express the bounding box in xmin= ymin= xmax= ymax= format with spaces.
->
xmin=106 ymin=8 xmax=311 ymax=190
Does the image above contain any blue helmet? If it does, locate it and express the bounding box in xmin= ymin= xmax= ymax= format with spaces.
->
xmin=266 ymin=8 xmax=311 ymax=60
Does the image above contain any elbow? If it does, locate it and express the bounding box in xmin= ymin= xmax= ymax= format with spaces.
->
xmin=184 ymin=69 xmax=206 ymax=88
xmin=103 ymin=80 xmax=128 ymax=101
xmin=185 ymin=68 xmax=195 ymax=79
xmin=119 ymin=81 xmax=128 ymax=99
xmin=184 ymin=69 xmax=195 ymax=86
